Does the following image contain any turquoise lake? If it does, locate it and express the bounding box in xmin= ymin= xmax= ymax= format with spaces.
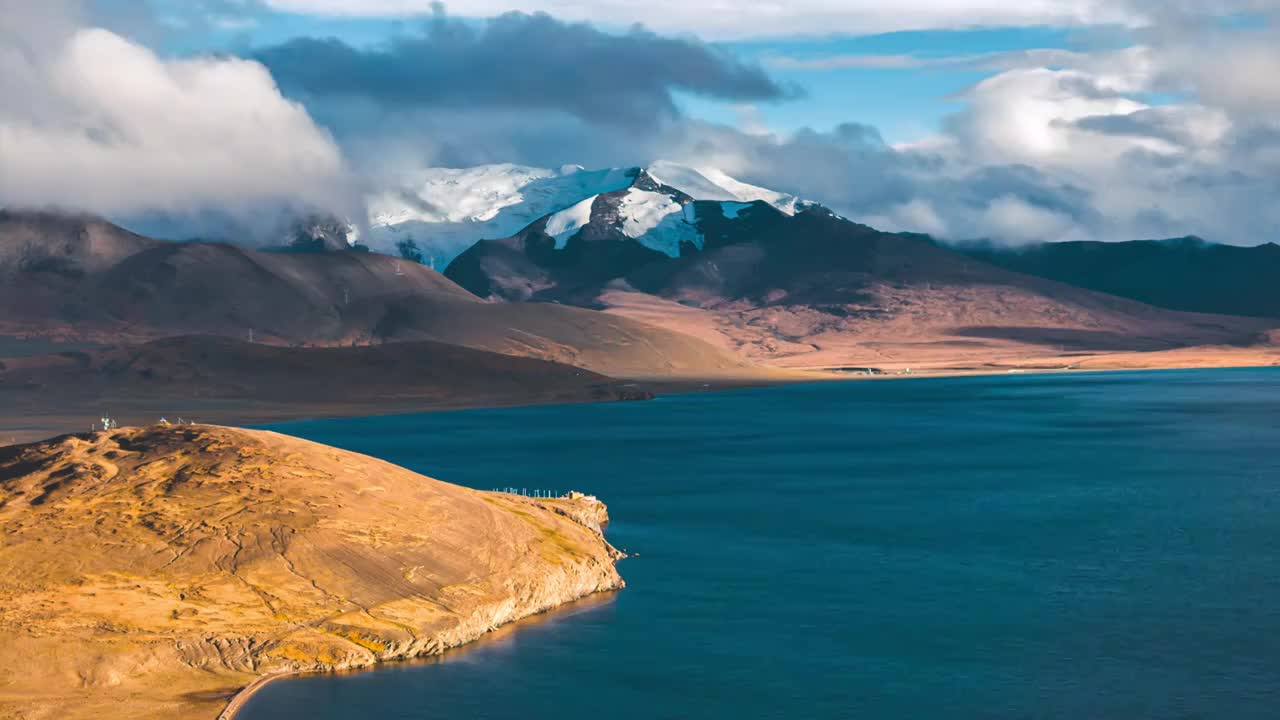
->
xmin=244 ymin=369 xmax=1280 ymax=719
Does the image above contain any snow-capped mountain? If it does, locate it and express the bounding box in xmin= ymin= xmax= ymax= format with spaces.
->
xmin=284 ymin=214 xmax=360 ymax=252
xmin=538 ymin=162 xmax=800 ymax=258
xmin=363 ymin=162 xmax=799 ymax=266
xmin=442 ymin=164 xmax=822 ymax=303
xmin=364 ymin=164 xmax=633 ymax=267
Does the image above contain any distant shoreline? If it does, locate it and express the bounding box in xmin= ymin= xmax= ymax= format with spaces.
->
xmin=0 ymin=372 xmax=779 ymax=447
xmin=4 ymin=352 xmax=1278 ymax=448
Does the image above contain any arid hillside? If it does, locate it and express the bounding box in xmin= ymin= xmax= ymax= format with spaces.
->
xmin=0 ymin=425 xmax=625 ymax=720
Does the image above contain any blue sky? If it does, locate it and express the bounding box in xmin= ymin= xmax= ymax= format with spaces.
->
xmin=711 ymin=28 xmax=1092 ymax=142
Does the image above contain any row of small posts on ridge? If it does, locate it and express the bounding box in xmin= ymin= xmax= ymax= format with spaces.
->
xmin=91 ymin=417 xmax=200 ymax=432
xmin=492 ymin=488 xmax=570 ymax=499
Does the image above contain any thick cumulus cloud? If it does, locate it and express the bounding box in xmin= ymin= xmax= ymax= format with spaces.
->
xmin=254 ymin=10 xmax=788 ymax=126
xmin=0 ymin=0 xmax=350 ymax=223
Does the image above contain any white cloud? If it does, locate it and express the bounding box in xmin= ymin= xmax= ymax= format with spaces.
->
xmin=1151 ymin=36 xmax=1280 ymax=119
xmin=664 ymin=25 xmax=1280 ymax=247
xmin=261 ymin=0 xmax=1137 ymax=36
xmin=946 ymin=67 xmax=1150 ymax=163
xmin=980 ymin=195 xmax=1081 ymax=242
xmin=0 ymin=6 xmax=349 ymax=219
xmin=865 ymin=199 xmax=951 ymax=237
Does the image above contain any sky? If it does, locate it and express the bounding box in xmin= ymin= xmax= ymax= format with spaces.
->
xmin=3 ymin=0 xmax=1280 ymax=246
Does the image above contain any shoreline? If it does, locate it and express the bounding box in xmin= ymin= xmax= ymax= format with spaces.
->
xmin=5 ymin=354 xmax=1278 ymax=448
xmin=217 ymin=589 xmax=621 ymax=720
xmin=0 ymin=370 xmax=791 ymax=447
xmin=217 ymin=672 xmax=301 ymax=720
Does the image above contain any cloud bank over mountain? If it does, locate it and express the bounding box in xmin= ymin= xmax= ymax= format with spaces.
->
xmin=243 ymin=8 xmax=794 ymax=198
xmin=3 ymin=0 xmax=1280 ymax=247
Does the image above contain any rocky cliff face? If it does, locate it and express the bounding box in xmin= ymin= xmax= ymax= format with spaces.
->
xmin=543 ymin=491 xmax=613 ymax=535
xmin=0 ymin=425 xmax=624 ymax=720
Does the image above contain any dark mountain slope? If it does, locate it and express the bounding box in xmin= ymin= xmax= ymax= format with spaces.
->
xmin=959 ymin=237 xmax=1280 ymax=318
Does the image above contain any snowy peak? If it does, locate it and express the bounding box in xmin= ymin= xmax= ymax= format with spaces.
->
xmin=367 ymin=164 xmax=637 ymax=227
xmin=363 ymin=161 xmax=800 ymax=265
xmin=364 ymin=163 xmax=638 ymax=265
xmin=644 ymin=162 xmax=798 ymax=215
xmin=534 ymin=163 xmax=799 ymax=258
xmin=444 ymin=166 xmax=819 ymax=303
xmin=613 ymin=187 xmax=702 ymax=257
xmin=290 ymin=215 xmax=358 ymax=252
xmin=535 ymin=170 xmax=700 ymax=258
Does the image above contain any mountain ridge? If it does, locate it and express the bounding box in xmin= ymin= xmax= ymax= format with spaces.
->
xmin=958 ymin=237 xmax=1280 ymax=319
xmin=0 ymin=210 xmax=749 ymax=379
xmin=364 ymin=161 xmax=801 ymax=266
xmin=443 ymin=194 xmax=1278 ymax=370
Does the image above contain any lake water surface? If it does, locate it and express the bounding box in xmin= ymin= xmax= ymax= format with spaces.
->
xmin=245 ymin=369 xmax=1280 ymax=719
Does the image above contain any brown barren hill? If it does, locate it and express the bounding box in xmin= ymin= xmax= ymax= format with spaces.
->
xmin=0 ymin=425 xmax=624 ymax=720
xmin=0 ymin=210 xmax=748 ymax=379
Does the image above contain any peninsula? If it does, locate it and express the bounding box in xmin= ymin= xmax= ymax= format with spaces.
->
xmin=0 ymin=425 xmax=624 ymax=719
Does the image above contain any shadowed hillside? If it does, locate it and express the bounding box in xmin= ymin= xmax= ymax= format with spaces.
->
xmin=959 ymin=238 xmax=1280 ymax=319
xmin=0 ymin=211 xmax=746 ymax=378
xmin=0 ymin=336 xmax=654 ymax=441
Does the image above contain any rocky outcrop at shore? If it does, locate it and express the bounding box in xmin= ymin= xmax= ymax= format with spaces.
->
xmin=539 ymin=491 xmax=613 ymax=535
xmin=0 ymin=425 xmax=624 ymax=720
